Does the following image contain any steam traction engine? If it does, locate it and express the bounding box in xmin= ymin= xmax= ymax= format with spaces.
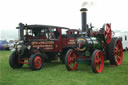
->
xmin=9 ymin=24 xmax=79 ymax=70
xmin=65 ymin=8 xmax=123 ymax=73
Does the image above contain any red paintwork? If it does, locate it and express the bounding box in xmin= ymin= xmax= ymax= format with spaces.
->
xmin=114 ymin=39 xmax=123 ymax=66
xmin=62 ymin=37 xmax=76 ymax=48
xmin=67 ymin=49 xmax=78 ymax=70
xmin=34 ymin=50 xmax=40 ymax=53
xmin=90 ymin=24 xmax=112 ymax=44
xmin=62 ymin=38 xmax=67 ymax=47
xmin=31 ymin=28 xmax=78 ymax=52
xmin=94 ymin=51 xmax=104 ymax=73
xmin=19 ymin=58 xmax=29 ymax=64
xmin=34 ymin=56 xmax=42 ymax=69
xmin=58 ymin=28 xmax=62 ymax=52
xmin=66 ymin=29 xmax=79 ymax=34
xmin=104 ymin=24 xmax=112 ymax=44
xmin=40 ymin=36 xmax=47 ymax=39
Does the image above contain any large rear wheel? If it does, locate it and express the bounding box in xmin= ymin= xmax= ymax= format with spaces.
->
xmin=65 ymin=49 xmax=78 ymax=71
xmin=91 ymin=50 xmax=104 ymax=73
xmin=29 ymin=53 xmax=43 ymax=70
xmin=107 ymin=38 xmax=123 ymax=66
xmin=9 ymin=52 xmax=24 ymax=69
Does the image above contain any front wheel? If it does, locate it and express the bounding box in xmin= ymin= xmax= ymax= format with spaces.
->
xmin=65 ymin=49 xmax=78 ymax=71
xmin=9 ymin=51 xmax=24 ymax=69
xmin=29 ymin=53 xmax=43 ymax=70
xmin=91 ymin=50 xmax=104 ymax=73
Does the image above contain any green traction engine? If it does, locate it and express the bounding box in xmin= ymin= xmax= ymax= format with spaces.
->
xmin=64 ymin=8 xmax=123 ymax=73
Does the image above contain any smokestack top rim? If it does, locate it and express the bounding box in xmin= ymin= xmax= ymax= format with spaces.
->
xmin=80 ymin=8 xmax=88 ymax=12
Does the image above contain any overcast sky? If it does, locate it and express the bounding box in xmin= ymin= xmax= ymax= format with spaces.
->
xmin=0 ymin=0 xmax=128 ymax=41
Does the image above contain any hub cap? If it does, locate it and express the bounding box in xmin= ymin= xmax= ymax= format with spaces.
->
xmin=34 ymin=56 xmax=42 ymax=69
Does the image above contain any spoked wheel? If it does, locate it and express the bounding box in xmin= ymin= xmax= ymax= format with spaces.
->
xmin=107 ymin=38 xmax=123 ymax=66
xmin=9 ymin=51 xmax=24 ymax=69
xmin=104 ymin=24 xmax=112 ymax=44
xmin=65 ymin=49 xmax=78 ymax=71
xmin=91 ymin=50 xmax=104 ymax=73
xmin=29 ymin=53 xmax=43 ymax=70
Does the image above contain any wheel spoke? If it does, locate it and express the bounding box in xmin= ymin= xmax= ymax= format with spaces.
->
xmin=107 ymin=27 xmax=111 ymax=33
xmin=116 ymin=41 xmax=121 ymax=48
xmin=92 ymin=51 xmax=104 ymax=73
xmin=105 ymin=35 xmax=108 ymax=40
xmin=96 ymin=64 xmax=100 ymax=71
xmin=73 ymin=62 xmax=78 ymax=69
xmin=105 ymin=27 xmax=109 ymax=33
xmin=67 ymin=50 xmax=78 ymax=70
xmin=106 ymin=29 xmax=109 ymax=33
xmin=95 ymin=54 xmax=100 ymax=65
xmin=114 ymin=47 xmax=118 ymax=55
xmin=117 ymin=55 xmax=121 ymax=60
xmin=114 ymin=40 xmax=123 ymax=65
xmin=68 ymin=57 xmax=74 ymax=64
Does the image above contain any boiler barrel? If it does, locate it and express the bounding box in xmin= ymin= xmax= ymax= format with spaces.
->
xmin=77 ymin=37 xmax=104 ymax=51
xmin=86 ymin=37 xmax=104 ymax=49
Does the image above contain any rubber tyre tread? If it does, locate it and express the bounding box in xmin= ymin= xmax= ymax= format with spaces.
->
xmin=9 ymin=51 xmax=23 ymax=69
xmin=29 ymin=53 xmax=43 ymax=70
xmin=107 ymin=38 xmax=119 ymax=65
xmin=65 ymin=49 xmax=73 ymax=71
xmin=91 ymin=50 xmax=99 ymax=73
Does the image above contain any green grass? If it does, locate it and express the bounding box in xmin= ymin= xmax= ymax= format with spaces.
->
xmin=0 ymin=51 xmax=128 ymax=85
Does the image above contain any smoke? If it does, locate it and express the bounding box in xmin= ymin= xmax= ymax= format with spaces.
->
xmin=81 ymin=1 xmax=94 ymax=8
xmin=82 ymin=1 xmax=88 ymax=7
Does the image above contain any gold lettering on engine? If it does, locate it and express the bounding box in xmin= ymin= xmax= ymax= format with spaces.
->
xmin=68 ymin=39 xmax=75 ymax=45
xmin=33 ymin=45 xmax=53 ymax=48
xmin=32 ymin=41 xmax=54 ymax=45
xmin=32 ymin=41 xmax=54 ymax=49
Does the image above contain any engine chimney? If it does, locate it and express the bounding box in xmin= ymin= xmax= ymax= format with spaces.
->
xmin=19 ymin=23 xmax=24 ymax=41
xmin=80 ymin=8 xmax=88 ymax=32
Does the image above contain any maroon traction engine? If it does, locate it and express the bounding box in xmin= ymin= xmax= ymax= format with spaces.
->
xmin=64 ymin=8 xmax=123 ymax=73
xmin=9 ymin=23 xmax=79 ymax=70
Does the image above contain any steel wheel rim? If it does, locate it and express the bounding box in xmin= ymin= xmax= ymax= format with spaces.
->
xmin=104 ymin=24 xmax=112 ymax=44
xmin=34 ymin=56 xmax=42 ymax=69
xmin=94 ymin=51 xmax=104 ymax=73
xmin=114 ymin=40 xmax=123 ymax=65
xmin=68 ymin=50 xmax=78 ymax=70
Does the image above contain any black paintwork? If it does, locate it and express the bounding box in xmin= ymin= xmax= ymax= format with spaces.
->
xmin=80 ymin=8 xmax=88 ymax=32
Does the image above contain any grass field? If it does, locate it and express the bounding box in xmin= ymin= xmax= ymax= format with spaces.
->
xmin=0 ymin=51 xmax=128 ymax=85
